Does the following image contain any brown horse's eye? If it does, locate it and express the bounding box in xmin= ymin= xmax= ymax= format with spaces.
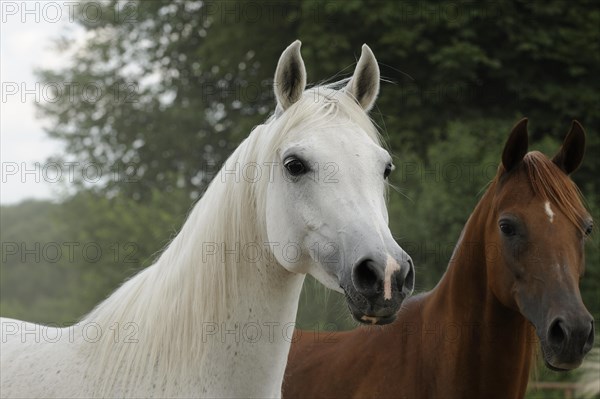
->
xmin=584 ymin=223 xmax=594 ymax=236
xmin=500 ymin=222 xmax=516 ymax=236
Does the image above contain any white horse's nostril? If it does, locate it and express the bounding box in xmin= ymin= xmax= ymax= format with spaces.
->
xmin=352 ymin=259 xmax=382 ymax=297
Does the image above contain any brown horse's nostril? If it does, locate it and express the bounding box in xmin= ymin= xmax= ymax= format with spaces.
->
xmin=352 ymin=259 xmax=383 ymax=298
xmin=548 ymin=317 xmax=595 ymax=358
xmin=548 ymin=318 xmax=568 ymax=348
xmin=583 ymin=321 xmax=595 ymax=354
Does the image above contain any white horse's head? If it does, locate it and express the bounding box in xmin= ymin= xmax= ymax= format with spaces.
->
xmin=261 ymin=41 xmax=414 ymax=325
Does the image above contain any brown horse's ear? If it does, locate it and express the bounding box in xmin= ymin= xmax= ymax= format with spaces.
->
xmin=502 ymin=118 xmax=529 ymax=172
xmin=552 ymin=120 xmax=586 ymax=175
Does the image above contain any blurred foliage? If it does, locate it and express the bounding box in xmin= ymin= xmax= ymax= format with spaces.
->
xmin=1 ymin=0 xmax=599 ymax=393
xmin=1 ymin=190 xmax=190 ymax=324
xmin=35 ymin=0 xmax=600 ymax=200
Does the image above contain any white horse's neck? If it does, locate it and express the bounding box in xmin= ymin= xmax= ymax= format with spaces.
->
xmin=82 ymin=131 xmax=306 ymax=397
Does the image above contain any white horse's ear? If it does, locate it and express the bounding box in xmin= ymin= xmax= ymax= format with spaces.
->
xmin=345 ymin=44 xmax=380 ymax=111
xmin=274 ymin=40 xmax=307 ymax=111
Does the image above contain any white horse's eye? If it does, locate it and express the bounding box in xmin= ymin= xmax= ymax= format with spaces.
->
xmin=284 ymin=157 xmax=307 ymax=176
xmin=384 ymin=163 xmax=393 ymax=179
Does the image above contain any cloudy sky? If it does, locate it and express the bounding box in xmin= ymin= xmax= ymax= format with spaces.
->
xmin=1 ymin=2 xmax=84 ymax=204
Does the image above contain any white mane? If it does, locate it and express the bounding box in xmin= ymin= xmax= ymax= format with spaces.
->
xmin=81 ymin=84 xmax=381 ymax=396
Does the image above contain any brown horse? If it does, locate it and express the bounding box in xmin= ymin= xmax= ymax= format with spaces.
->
xmin=283 ymin=119 xmax=595 ymax=399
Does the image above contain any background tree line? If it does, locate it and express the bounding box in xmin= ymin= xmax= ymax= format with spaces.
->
xmin=1 ymin=1 xmax=598 ymax=395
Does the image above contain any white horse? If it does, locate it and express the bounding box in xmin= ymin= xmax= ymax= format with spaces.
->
xmin=0 ymin=41 xmax=414 ymax=398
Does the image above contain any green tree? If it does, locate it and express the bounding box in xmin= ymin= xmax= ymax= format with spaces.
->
xmin=0 ymin=189 xmax=191 ymax=324
xmin=24 ymin=0 xmax=600 ymax=333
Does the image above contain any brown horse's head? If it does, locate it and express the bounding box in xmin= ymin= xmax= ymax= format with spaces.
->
xmin=486 ymin=118 xmax=594 ymax=371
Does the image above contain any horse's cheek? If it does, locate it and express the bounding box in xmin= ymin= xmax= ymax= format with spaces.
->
xmin=488 ymin=257 xmax=519 ymax=310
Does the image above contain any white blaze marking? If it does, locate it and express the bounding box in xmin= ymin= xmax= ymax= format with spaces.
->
xmin=384 ymin=254 xmax=401 ymax=300
xmin=544 ymin=201 xmax=555 ymax=223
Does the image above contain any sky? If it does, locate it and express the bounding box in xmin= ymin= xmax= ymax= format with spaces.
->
xmin=1 ymin=1 xmax=84 ymax=205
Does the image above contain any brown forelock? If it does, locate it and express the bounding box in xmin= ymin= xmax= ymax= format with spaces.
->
xmin=497 ymin=151 xmax=588 ymax=233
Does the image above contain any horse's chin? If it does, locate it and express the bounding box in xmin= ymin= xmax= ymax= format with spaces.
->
xmin=540 ymin=346 xmax=582 ymax=372
xmin=543 ymin=358 xmax=576 ymax=372
xmin=356 ymin=313 xmax=397 ymax=326
xmin=344 ymin=298 xmax=398 ymax=326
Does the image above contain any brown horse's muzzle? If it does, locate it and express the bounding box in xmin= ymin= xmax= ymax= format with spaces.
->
xmin=541 ymin=312 xmax=595 ymax=371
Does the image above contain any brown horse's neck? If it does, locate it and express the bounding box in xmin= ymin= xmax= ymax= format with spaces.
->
xmin=429 ymin=187 xmax=534 ymax=397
